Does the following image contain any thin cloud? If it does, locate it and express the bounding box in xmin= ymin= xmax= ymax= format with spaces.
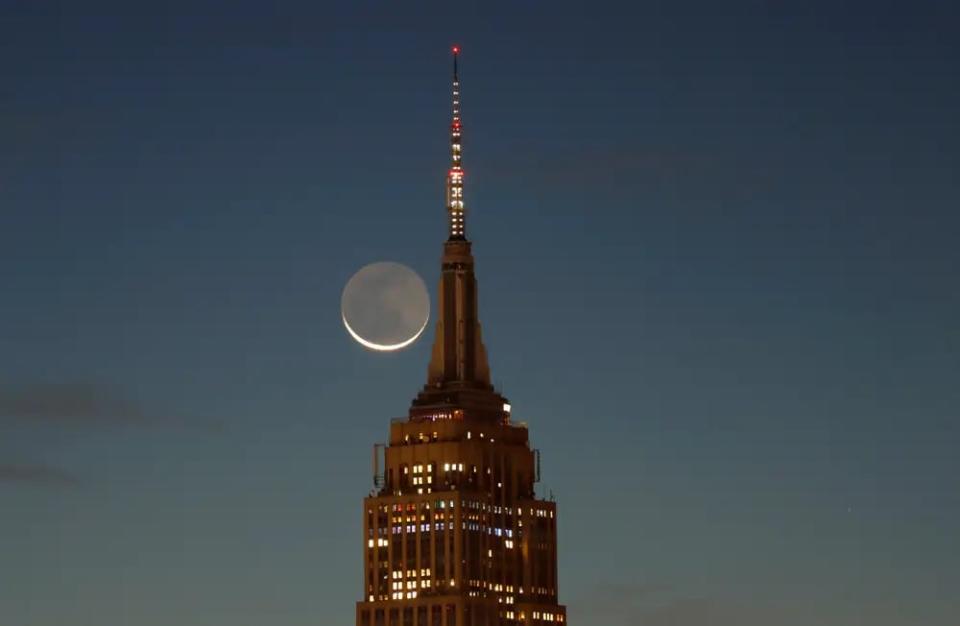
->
xmin=632 ymin=596 xmax=816 ymax=626
xmin=0 ymin=383 xmax=144 ymax=424
xmin=577 ymin=581 xmax=673 ymax=616
xmin=486 ymin=146 xmax=714 ymax=186
xmin=0 ymin=382 xmax=222 ymax=430
xmin=0 ymin=464 xmax=80 ymax=488
xmin=0 ymin=382 xmax=222 ymax=488
xmin=575 ymin=583 xmax=819 ymax=626
xmin=484 ymin=145 xmax=782 ymax=204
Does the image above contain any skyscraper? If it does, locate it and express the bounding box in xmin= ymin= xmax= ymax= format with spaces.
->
xmin=355 ymin=48 xmax=568 ymax=626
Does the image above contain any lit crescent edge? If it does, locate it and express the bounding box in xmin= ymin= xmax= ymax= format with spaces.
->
xmin=341 ymin=309 xmax=430 ymax=352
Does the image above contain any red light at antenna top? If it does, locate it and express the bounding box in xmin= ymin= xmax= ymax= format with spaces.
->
xmin=452 ymin=46 xmax=460 ymax=54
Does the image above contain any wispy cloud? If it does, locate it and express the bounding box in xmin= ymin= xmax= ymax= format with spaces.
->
xmin=576 ymin=581 xmax=673 ymax=617
xmin=0 ymin=464 xmax=80 ymax=488
xmin=0 ymin=383 xmax=144 ymax=424
xmin=1 ymin=382 xmax=221 ymax=489
xmin=487 ymin=146 xmax=716 ymax=186
xmin=574 ymin=582 xmax=815 ymax=626
xmin=0 ymin=382 xmax=221 ymax=430
xmin=485 ymin=145 xmax=781 ymax=204
xmin=635 ymin=597 xmax=787 ymax=626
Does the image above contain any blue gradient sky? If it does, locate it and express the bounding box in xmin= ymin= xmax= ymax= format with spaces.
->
xmin=2 ymin=1 xmax=958 ymax=625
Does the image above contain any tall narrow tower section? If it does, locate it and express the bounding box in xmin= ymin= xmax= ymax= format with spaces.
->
xmin=356 ymin=48 xmax=568 ymax=626
xmin=424 ymin=45 xmax=492 ymax=399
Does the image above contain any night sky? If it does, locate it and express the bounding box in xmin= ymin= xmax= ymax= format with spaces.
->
xmin=2 ymin=2 xmax=958 ymax=625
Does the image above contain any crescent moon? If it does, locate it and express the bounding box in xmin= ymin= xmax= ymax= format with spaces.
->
xmin=342 ymin=310 xmax=429 ymax=352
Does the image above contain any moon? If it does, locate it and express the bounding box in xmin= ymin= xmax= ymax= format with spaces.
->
xmin=341 ymin=262 xmax=430 ymax=352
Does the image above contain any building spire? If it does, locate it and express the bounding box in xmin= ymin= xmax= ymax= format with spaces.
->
xmin=417 ymin=46 xmax=501 ymax=417
xmin=447 ymin=45 xmax=465 ymax=240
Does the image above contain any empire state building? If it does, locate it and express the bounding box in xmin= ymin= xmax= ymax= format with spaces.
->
xmin=355 ymin=48 xmax=568 ymax=626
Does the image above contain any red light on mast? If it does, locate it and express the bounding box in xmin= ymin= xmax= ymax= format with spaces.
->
xmin=452 ymin=45 xmax=460 ymax=54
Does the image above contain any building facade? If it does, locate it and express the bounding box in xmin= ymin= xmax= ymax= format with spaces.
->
xmin=355 ymin=49 xmax=568 ymax=626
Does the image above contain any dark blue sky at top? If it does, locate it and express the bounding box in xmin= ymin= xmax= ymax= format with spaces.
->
xmin=1 ymin=1 xmax=958 ymax=625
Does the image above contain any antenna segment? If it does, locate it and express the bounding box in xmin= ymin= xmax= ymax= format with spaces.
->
xmin=446 ymin=46 xmax=465 ymax=240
